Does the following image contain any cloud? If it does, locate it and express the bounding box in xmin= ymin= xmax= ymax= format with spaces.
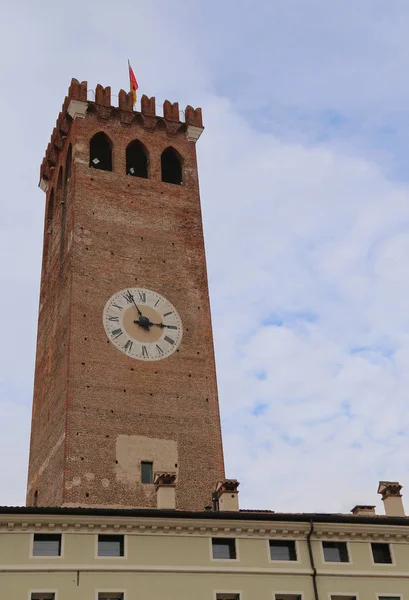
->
xmin=0 ymin=0 xmax=409 ymax=516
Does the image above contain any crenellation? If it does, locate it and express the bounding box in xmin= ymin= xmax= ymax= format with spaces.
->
xmin=141 ymin=94 xmax=156 ymax=117
xmin=95 ymin=83 xmax=111 ymax=107
xmin=185 ymin=105 xmax=203 ymax=128
xmin=163 ymin=100 xmax=180 ymax=122
xmin=118 ymin=88 xmax=134 ymax=111
xmin=68 ymin=77 xmax=87 ymax=101
xmin=40 ymin=77 xmax=204 ymax=189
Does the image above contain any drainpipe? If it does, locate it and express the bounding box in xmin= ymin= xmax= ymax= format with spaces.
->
xmin=307 ymin=520 xmax=319 ymax=600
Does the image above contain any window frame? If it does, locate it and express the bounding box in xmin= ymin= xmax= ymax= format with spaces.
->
xmin=210 ymin=537 xmax=239 ymax=561
xmin=140 ymin=460 xmax=153 ymax=484
xmin=30 ymin=534 xmax=63 ymax=559
xmin=370 ymin=542 xmax=395 ymax=566
xmin=29 ymin=590 xmax=57 ymax=600
xmin=268 ymin=539 xmax=299 ymax=563
xmin=95 ymin=534 xmax=126 ymax=559
xmin=321 ymin=540 xmax=351 ymax=564
xmin=273 ymin=593 xmax=304 ymax=600
xmin=96 ymin=591 xmax=126 ymax=600
xmin=213 ymin=590 xmax=242 ymax=600
xmin=376 ymin=596 xmax=402 ymax=600
xmin=329 ymin=594 xmax=359 ymax=600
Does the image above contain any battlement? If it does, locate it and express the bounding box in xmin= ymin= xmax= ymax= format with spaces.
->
xmin=40 ymin=78 xmax=203 ymax=188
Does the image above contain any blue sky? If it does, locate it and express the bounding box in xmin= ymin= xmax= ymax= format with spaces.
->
xmin=1 ymin=0 xmax=409 ymax=514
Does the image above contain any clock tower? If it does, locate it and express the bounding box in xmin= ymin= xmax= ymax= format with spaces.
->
xmin=26 ymin=78 xmax=225 ymax=511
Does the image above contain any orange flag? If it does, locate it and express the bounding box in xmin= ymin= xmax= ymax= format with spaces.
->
xmin=128 ymin=61 xmax=138 ymax=106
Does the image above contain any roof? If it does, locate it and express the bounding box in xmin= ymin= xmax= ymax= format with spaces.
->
xmin=0 ymin=506 xmax=408 ymax=526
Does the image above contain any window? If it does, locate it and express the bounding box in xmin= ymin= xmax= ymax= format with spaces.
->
xmin=32 ymin=534 xmax=61 ymax=556
xmin=141 ymin=461 xmax=153 ymax=484
xmin=31 ymin=594 xmax=55 ymax=600
xmin=275 ymin=595 xmax=302 ymax=600
xmin=216 ymin=595 xmax=240 ymax=600
xmin=126 ymin=140 xmax=148 ymax=178
xmin=161 ymin=147 xmax=182 ymax=184
xmin=212 ymin=538 xmax=237 ymax=559
xmin=372 ymin=542 xmax=393 ymax=564
xmin=90 ymin=132 xmax=113 ymax=171
xmin=322 ymin=541 xmax=349 ymax=563
xmin=330 ymin=596 xmax=357 ymax=600
xmin=98 ymin=595 xmax=124 ymax=600
xmin=269 ymin=540 xmax=297 ymax=561
xmin=98 ymin=534 xmax=124 ymax=557
xmin=378 ymin=597 xmax=401 ymax=600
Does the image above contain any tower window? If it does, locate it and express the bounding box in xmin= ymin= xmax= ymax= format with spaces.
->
xmin=126 ymin=139 xmax=148 ymax=178
xmin=98 ymin=534 xmax=124 ymax=557
xmin=141 ymin=461 xmax=153 ymax=484
xmin=161 ymin=147 xmax=182 ymax=184
xmin=31 ymin=595 xmax=55 ymax=600
xmin=212 ymin=538 xmax=237 ymax=559
xmin=98 ymin=594 xmax=124 ymax=600
xmin=32 ymin=533 xmax=61 ymax=556
xmin=371 ymin=542 xmax=393 ymax=563
xmin=90 ymin=132 xmax=113 ymax=171
xmin=322 ymin=541 xmax=349 ymax=562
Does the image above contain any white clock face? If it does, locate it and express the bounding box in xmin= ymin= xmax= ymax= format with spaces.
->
xmin=103 ymin=288 xmax=183 ymax=361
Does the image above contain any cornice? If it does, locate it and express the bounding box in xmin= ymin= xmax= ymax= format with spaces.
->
xmin=1 ymin=514 xmax=409 ymax=542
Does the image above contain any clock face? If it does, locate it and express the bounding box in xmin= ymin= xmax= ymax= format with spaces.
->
xmin=103 ymin=288 xmax=183 ymax=361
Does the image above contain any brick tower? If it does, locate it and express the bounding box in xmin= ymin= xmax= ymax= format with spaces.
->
xmin=26 ymin=78 xmax=225 ymax=510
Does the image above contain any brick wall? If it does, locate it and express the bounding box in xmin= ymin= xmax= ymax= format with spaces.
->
xmin=26 ymin=81 xmax=225 ymax=511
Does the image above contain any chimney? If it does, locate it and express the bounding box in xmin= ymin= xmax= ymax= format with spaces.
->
xmin=377 ymin=481 xmax=405 ymax=517
xmin=154 ymin=472 xmax=177 ymax=510
xmin=215 ymin=479 xmax=240 ymax=511
xmin=351 ymin=505 xmax=376 ymax=517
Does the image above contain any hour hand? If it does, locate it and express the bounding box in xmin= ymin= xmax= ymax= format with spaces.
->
xmin=150 ymin=322 xmax=177 ymax=329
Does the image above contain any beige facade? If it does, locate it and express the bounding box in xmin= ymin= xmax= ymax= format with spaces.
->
xmin=0 ymin=507 xmax=408 ymax=599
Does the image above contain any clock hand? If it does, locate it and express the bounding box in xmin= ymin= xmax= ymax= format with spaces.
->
xmin=128 ymin=290 xmax=143 ymax=318
xmin=133 ymin=317 xmax=151 ymax=330
xmin=149 ymin=322 xmax=177 ymax=329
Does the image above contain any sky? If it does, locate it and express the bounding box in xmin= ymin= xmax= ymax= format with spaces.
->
xmin=1 ymin=0 xmax=409 ymax=514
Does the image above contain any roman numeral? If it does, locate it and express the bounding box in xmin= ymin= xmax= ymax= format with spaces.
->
xmin=163 ymin=311 xmax=173 ymax=317
xmin=156 ymin=344 xmax=164 ymax=356
xmin=124 ymin=339 xmax=133 ymax=352
xmin=164 ymin=336 xmax=175 ymax=345
xmin=112 ymin=303 xmax=123 ymax=311
xmin=166 ymin=325 xmax=177 ymax=330
xmin=108 ymin=316 xmax=119 ymax=322
xmin=142 ymin=345 xmax=149 ymax=358
xmin=138 ymin=292 xmax=146 ymax=302
xmin=154 ymin=299 xmax=160 ymax=307
xmin=111 ymin=328 xmax=123 ymax=338
xmin=123 ymin=290 xmax=134 ymax=304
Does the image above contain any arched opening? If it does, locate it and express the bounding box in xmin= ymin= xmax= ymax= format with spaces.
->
xmin=126 ymin=140 xmax=148 ymax=178
xmin=89 ymin=132 xmax=112 ymax=171
xmin=161 ymin=147 xmax=182 ymax=185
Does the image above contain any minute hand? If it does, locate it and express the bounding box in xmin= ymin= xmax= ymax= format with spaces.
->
xmin=150 ymin=322 xmax=177 ymax=329
xmin=129 ymin=293 xmax=143 ymax=317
